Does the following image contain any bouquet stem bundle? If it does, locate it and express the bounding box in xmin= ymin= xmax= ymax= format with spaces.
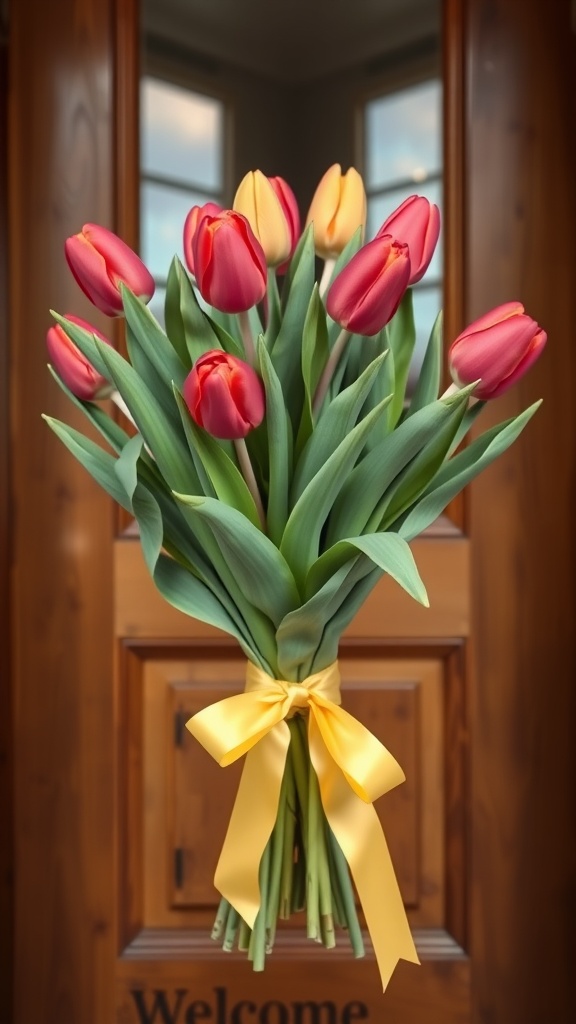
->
xmin=211 ymin=714 xmax=364 ymax=967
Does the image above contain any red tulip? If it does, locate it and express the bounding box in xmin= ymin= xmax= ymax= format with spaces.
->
xmin=326 ymin=234 xmax=411 ymax=336
xmin=192 ymin=210 xmax=267 ymax=313
xmin=449 ymin=302 xmax=546 ymax=399
xmin=377 ymin=194 xmax=440 ymax=285
xmin=268 ymin=176 xmax=301 ymax=273
xmin=183 ymin=350 xmax=265 ymax=439
xmin=46 ymin=315 xmax=111 ymax=400
xmin=65 ymin=224 xmax=155 ymax=317
xmin=183 ymin=201 xmax=223 ymax=276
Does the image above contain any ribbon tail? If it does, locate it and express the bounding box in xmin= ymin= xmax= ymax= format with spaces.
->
xmin=214 ymin=721 xmax=290 ymax=928
xmin=309 ymin=723 xmax=419 ymax=991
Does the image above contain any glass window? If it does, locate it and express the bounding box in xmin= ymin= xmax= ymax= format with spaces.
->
xmin=364 ymin=77 xmax=442 ymax=387
xmin=140 ymin=76 xmax=225 ymax=322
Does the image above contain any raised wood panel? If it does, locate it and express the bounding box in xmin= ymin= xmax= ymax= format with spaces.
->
xmin=118 ymin=643 xmax=465 ymax=959
xmin=114 ymin=536 xmax=470 ymax=641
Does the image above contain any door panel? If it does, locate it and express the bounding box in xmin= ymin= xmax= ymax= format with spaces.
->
xmin=114 ymin=535 xmax=469 ymax=1021
xmin=7 ymin=0 xmax=576 ymax=1021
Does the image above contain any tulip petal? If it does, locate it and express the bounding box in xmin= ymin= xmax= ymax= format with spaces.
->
xmin=82 ymin=223 xmax=155 ymax=300
xmin=65 ymin=235 xmax=124 ymax=316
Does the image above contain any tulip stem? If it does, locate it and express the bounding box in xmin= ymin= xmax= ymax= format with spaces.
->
xmin=312 ymin=329 xmax=351 ymax=417
xmin=238 ymin=310 xmax=257 ymax=366
xmin=234 ymin=438 xmax=267 ymax=532
xmin=319 ymin=258 xmax=336 ymax=298
xmin=110 ymin=388 xmax=135 ymax=426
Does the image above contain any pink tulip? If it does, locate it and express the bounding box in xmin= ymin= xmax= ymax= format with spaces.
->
xmin=192 ymin=210 xmax=267 ymax=313
xmin=326 ymin=234 xmax=411 ymax=336
xmin=46 ymin=315 xmax=111 ymax=400
xmin=449 ymin=301 xmax=547 ymax=399
xmin=377 ymin=195 xmax=440 ymax=285
xmin=65 ymin=224 xmax=155 ymax=317
xmin=183 ymin=350 xmax=265 ymax=440
xmin=268 ymin=176 xmax=301 ymax=273
xmin=183 ymin=202 xmax=223 ymax=276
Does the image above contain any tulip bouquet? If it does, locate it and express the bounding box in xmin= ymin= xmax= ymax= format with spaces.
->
xmin=44 ymin=164 xmax=545 ymax=990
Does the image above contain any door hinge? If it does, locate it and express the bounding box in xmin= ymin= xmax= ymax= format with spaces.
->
xmin=174 ymin=847 xmax=185 ymax=889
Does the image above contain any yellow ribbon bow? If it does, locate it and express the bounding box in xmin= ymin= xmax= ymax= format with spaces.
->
xmin=186 ymin=661 xmax=419 ymax=990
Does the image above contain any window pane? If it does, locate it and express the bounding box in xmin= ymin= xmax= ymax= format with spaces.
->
xmin=141 ymin=76 xmax=223 ymax=189
xmin=367 ymin=178 xmax=443 ymax=280
xmin=365 ymin=80 xmax=441 ymax=189
xmin=409 ymin=285 xmax=443 ymax=389
xmin=141 ymin=182 xmax=211 ymax=280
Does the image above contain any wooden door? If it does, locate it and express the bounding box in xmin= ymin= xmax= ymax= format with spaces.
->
xmin=6 ymin=1 xmax=575 ymax=1023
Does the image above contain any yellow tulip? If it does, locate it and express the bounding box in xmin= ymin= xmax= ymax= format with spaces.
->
xmin=233 ymin=170 xmax=291 ymax=267
xmin=305 ymin=164 xmax=367 ymax=259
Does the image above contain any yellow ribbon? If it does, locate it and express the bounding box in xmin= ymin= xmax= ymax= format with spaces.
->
xmin=186 ymin=661 xmax=419 ymax=990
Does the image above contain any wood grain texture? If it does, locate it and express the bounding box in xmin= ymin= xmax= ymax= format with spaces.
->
xmin=115 ymin=956 xmax=471 ymax=1024
xmin=0 ymin=15 xmax=13 ymax=1020
xmin=464 ymin=1 xmax=576 ymax=1021
xmin=8 ymin=0 xmax=120 ymax=1020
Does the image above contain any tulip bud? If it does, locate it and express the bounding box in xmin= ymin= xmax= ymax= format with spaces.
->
xmin=46 ymin=314 xmax=111 ymax=400
xmin=183 ymin=350 xmax=265 ymax=440
xmin=377 ymin=195 xmax=440 ymax=285
xmin=305 ymin=164 xmax=367 ymax=259
xmin=449 ymin=302 xmax=547 ymax=399
xmin=233 ymin=170 xmax=292 ymax=267
xmin=193 ymin=210 xmax=267 ymax=313
xmin=65 ymin=224 xmax=155 ymax=317
xmin=183 ymin=202 xmax=223 ymax=276
xmin=268 ymin=176 xmax=301 ymax=273
xmin=326 ymin=234 xmax=411 ymax=336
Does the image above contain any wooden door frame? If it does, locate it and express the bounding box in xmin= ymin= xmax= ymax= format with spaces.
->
xmin=0 ymin=2 xmax=13 ymax=1018
xmin=5 ymin=0 xmax=576 ymax=1020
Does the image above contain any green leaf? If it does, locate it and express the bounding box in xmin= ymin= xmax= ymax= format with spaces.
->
xmin=47 ymin=364 xmax=129 ymax=455
xmin=131 ymin=478 xmax=263 ymax=662
xmin=296 ymin=284 xmax=330 ymax=457
xmin=93 ymin=337 xmax=201 ymax=495
xmin=173 ymin=494 xmax=301 ymax=627
xmin=165 ymin=257 xmax=225 ymax=364
xmin=280 ymin=394 xmax=392 ymax=587
xmin=258 ymin=338 xmax=292 ymax=546
xmin=384 ymin=288 xmax=416 ymax=427
xmin=397 ymin=401 xmax=542 ymax=540
xmin=312 ymin=562 xmax=381 ymax=671
xmin=43 ymin=416 xmax=133 ymax=512
xmin=173 ymin=387 xmax=261 ymax=529
xmin=276 ymin=557 xmax=373 ymax=680
xmin=291 ymin=350 xmax=389 ymax=504
xmin=305 ymin=532 xmax=428 ymax=606
xmin=326 ymin=383 xmax=476 ymax=545
xmin=164 ymin=257 xmax=193 ymax=365
xmin=375 ymin=386 xmax=474 ymax=531
xmin=280 ymin=223 xmax=316 ymax=315
xmin=114 ymin=433 xmax=144 ymax=500
xmin=272 ymin=225 xmax=315 ymax=425
xmin=407 ymin=310 xmax=443 ymax=416
xmin=121 ymin=284 xmax=187 ymax=390
xmin=264 ymin=268 xmax=282 ymax=348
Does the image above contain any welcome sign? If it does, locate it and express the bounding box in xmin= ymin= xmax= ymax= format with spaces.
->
xmin=127 ymin=988 xmax=369 ymax=1024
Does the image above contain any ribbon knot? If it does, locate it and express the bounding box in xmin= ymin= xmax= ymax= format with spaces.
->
xmin=283 ymin=683 xmax=310 ymax=714
xmin=186 ymin=660 xmax=419 ymax=990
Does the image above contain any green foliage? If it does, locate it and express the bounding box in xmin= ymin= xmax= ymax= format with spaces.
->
xmin=46 ymin=231 xmax=543 ymax=681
